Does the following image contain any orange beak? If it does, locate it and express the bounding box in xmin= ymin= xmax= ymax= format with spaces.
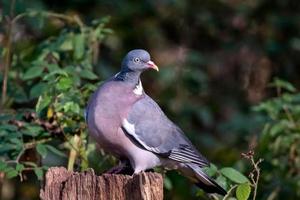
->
xmin=147 ymin=60 xmax=159 ymax=71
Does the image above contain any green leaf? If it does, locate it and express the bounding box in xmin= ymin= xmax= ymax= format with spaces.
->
xmin=16 ymin=163 xmax=25 ymax=172
xmin=59 ymin=34 xmax=73 ymax=51
xmin=21 ymin=130 xmax=38 ymax=137
xmin=216 ymin=175 xmax=228 ymax=190
xmin=236 ymin=183 xmax=251 ymax=200
xmin=220 ymin=167 xmax=249 ymax=184
xmin=102 ymin=28 xmax=113 ymax=35
xmin=0 ymin=160 xmax=7 ymax=171
xmin=30 ymin=82 xmax=48 ymax=99
xmin=56 ymin=77 xmax=73 ymax=90
xmin=6 ymin=168 xmax=18 ymax=179
xmin=34 ymin=168 xmax=44 ymax=180
xmin=25 ymin=125 xmax=44 ymax=133
xmin=163 ymin=176 xmax=173 ymax=190
xmin=46 ymin=64 xmax=61 ymax=73
xmin=0 ymin=114 xmax=14 ymax=121
xmin=269 ymin=78 xmax=296 ymax=92
xmin=36 ymin=95 xmax=51 ymax=114
xmin=23 ymin=66 xmax=44 ymax=80
xmin=62 ymin=102 xmax=80 ymax=114
xmin=36 ymin=144 xmax=48 ymax=158
xmin=0 ymin=144 xmax=16 ymax=154
xmin=50 ymin=51 xmax=60 ymax=60
xmin=80 ymin=69 xmax=98 ymax=80
xmin=203 ymin=163 xmax=218 ymax=177
xmin=45 ymin=145 xmax=66 ymax=157
xmin=269 ymin=123 xmax=285 ymax=137
xmin=27 ymin=9 xmax=39 ymax=17
xmin=23 ymin=161 xmax=38 ymax=168
xmin=39 ymin=132 xmax=50 ymax=137
xmin=9 ymin=138 xmax=23 ymax=147
xmin=43 ymin=69 xmax=69 ymax=81
xmin=0 ymin=124 xmax=18 ymax=131
xmin=22 ymin=125 xmax=44 ymax=137
xmin=73 ymin=34 xmax=85 ymax=60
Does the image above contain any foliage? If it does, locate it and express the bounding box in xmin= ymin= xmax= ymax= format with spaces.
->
xmin=1 ymin=0 xmax=300 ymax=199
xmin=253 ymin=78 xmax=300 ymax=199
xmin=0 ymin=8 xmax=111 ymax=181
xmin=194 ymin=150 xmax=261 ymax=200
xmin=0 ymin=6 xmax=255 ymax=200
xmin=202 ymin=164 xmax=251 ymax=200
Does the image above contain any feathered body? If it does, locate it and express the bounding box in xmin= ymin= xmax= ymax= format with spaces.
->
xmin=86 ymin=49 xmax=226 ymax=195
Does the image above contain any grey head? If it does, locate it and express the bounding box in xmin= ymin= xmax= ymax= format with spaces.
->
xmin=121 ymin=49 xmax=159 ymax=73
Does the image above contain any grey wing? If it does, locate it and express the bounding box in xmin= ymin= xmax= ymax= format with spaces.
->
xmin=122 ymin=95 xmax=209 ymax=167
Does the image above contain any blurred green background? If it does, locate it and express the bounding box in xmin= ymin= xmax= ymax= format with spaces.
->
xmin=0 ymin=0 xmax=300 ymax=199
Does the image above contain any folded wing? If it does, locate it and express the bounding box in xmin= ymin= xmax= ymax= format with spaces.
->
xmin=122 ymin=95 xmax=209 ymax=168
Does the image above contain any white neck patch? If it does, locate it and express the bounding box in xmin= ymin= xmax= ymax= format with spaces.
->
xmin=133 ymin=80 xmax=143 ymax=96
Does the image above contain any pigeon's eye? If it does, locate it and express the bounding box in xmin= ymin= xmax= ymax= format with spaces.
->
xmin=133 ymin=58 xmax=140 ymax=63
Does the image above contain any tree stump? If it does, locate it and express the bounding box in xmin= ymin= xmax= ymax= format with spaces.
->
xmin=40 ymin=167 xmax=163 ymax=200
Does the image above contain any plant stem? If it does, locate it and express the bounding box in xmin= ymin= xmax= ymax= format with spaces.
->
xmin=1 ymin=0 xmax=16 ymax=107
xmin=67 ymin=134 xmax=81 ymax=171
xmin=6 ymin=138 xmax=52 ymax=164
xmin=1 ymin=9 xmax=85 ymax=108
xmin=222 ymin=185 xmax=237 ymax=200
xmin=250 ymin=158 xmax=263 ymax=200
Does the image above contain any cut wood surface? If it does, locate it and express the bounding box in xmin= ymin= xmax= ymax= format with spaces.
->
xmin=40 ymin=167 xmax=163 ymax=200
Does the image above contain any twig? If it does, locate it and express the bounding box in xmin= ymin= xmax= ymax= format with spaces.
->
xmin=250 ymin=157 xmax=263 ymax=200
xmin=241 ymin=150 xmax=263 ymax=200
xmin=209 ymin=194 xmax=219 ymax=200
xmin=23 ymin=138 xmax=52 ymax=149
xmin=222 ymin=185 xmax=238 ymax=200
xmin=1 ymin=0 xmax=15 ymax=107
xmin=1 ymin=9 xmax=85 ymax=108
xmin=6 ymin=138 xmax=52 ymax=164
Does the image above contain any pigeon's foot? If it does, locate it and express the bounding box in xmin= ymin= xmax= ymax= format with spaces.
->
xmin=104 ymin=160 xmax=134 ymax=175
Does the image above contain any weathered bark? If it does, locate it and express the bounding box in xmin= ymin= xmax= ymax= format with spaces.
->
xmin=40 ymin=167 xmax=163 ymax=200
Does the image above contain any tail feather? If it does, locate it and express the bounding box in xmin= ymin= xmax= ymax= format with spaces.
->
xmin=184 ymin=163 xmax=227 ymax=196
xmin=194 ymin=171 xmax=227 ymax=195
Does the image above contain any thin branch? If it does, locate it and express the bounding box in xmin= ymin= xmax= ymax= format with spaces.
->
xmin=1 ymin=9 xmax=85 ymax=108
xmin=209 ymin=194 xmax=219 ymax=200
xmin=15 ymin=148 xmax=25 ymax=163
xmin=250 ymin=158 xmax=263 ymax=200
xmin=1 ymin=0 xmax=17 ymax=107
xmin=12 ymin=11 xmax=84 ymax=29
xmin=11 ymin=12 xmax=28 ymax=24
xmin=1 ymin=15 xmax=13 ymax=107
xmin=222 ymin=185 xmax=238 ymax=200
xmin=6 ymin=138 xmax=52 ymax=164
xmin=23 ymin=138 xmax=52 ymax=149
xmin=44 ymin=12 xmax=85 ymax=31
xmin=241 ymin=150 xmax=263 ymax=200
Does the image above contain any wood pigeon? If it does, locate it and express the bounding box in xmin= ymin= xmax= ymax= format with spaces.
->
xmin=86 ymin=49 xmax=227 ymax=195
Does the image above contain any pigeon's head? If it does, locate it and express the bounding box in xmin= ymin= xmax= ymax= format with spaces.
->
xmin=121 ymin=49 xmax=159 ymax=72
